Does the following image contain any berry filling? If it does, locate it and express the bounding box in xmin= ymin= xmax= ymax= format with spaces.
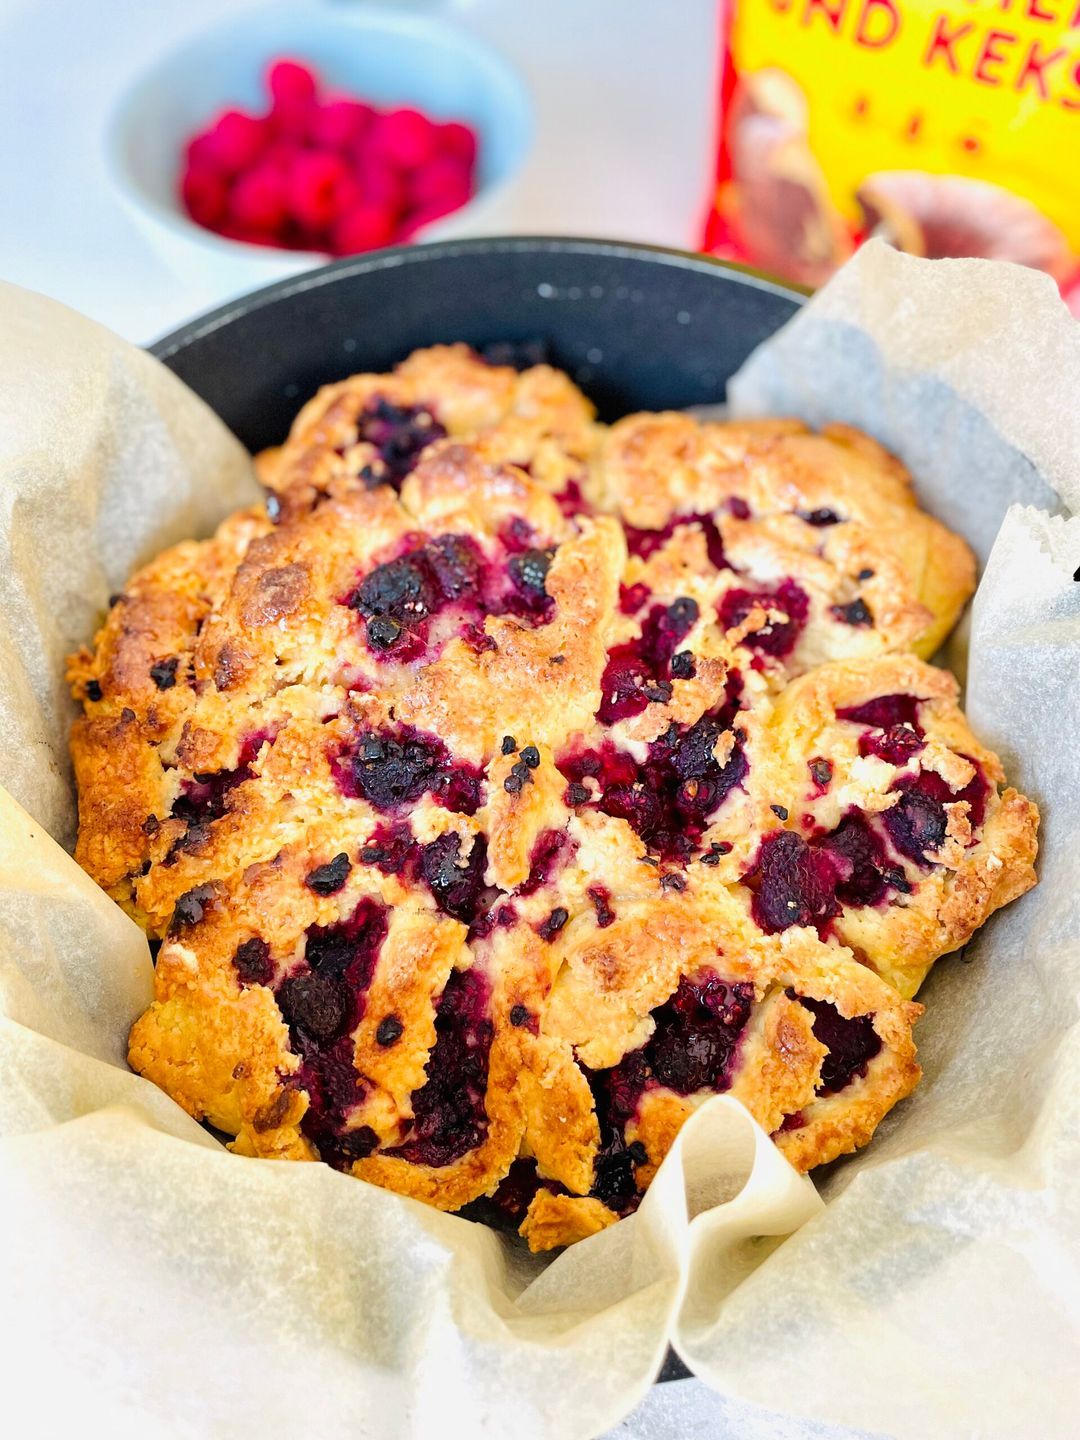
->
xmin=585 ymin=971 xmax=755 ymax=1213
xmin=884 ymin=760 xmax=988 ymax=866
xmin=797 ymin=995 xmax=882 ymax=1095
xmin=838 ymin=694 xmax=923 ymax=730
xmin=747 ymin=830 xmax=838 ymax=932
xmin=388 ymin=967 xmax=493 ymax=1167
xmin=517 ymin=828 xmax=576 ymax=896
xmin=345 ymin=529 xmax=554 ymax=659
xmin=507 ymin=547 xmax=555 ymax=615
xmin=623 ymin=513 xmax=727 ymax=569
xmin=554 ymin=478 xmax=591 ymax=519
xmin=352 ymin=399 xmax=446 ymax=489
xmin=171 ymin=729 xmax=276 ymax=825
xmin=346 ymin=533 xmax=481 ymax=656
xmin=746 ymin=809 xmax=914 ymax=934
xmin=274 ymin=899 xmax=389 ymax=1167
xmin=357 ymin=819 xmax=499 ymax=926
xmin=336 ymin=726 xmax=483 ymax=815
xmin=306 ymin=852 xmax=352 ymax=895
xmin=420 ymin=832 xmax=492 ymax=925
xmin=459 ymin=1157 xmax=569 ymax=1231
xmin=862 ymin=725 xmax=924 ymax=765
xmin=838 ymin=694 xmax=926 ymax=763
xmin=596 ymin=598 xmax=699 ymax=726
xmin=358 ymin=820 xmax=416 ymax=874
xmin=644 ymin=972 xmax=755 ymax=1094
xmin=467 ymin=900 xmax=518 ymax=942
xmin=619 ymin=582 xmax=651 ymax=615
xmin=560 ymin=691 xmax=747 ymax=863
xmin=717 ymin=578 xmax=810 ymax=659
xmin=809 ymin=757 xmax=834 ymax=793
xmin=536 ymin=906 xmax=570 ymax=941
xmin=817 ymin=811 xmax=899 ymax=907
xmin=588 ymin=885 xmax=616 ymax=928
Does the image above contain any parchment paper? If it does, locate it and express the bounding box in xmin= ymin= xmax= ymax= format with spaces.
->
xmin=1 ymin=246 xmax=1078 ymax=1439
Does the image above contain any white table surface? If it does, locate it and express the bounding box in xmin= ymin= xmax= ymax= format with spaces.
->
xmin=0 ymin=1 xmax=860 ymax=1434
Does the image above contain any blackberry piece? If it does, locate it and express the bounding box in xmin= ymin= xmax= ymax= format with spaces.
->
xmin=149 ymin=657 xmax=180 ymax=690
xmin=306 ymin=853 xmax=352 ymax=896
xmin=376 ymin=1015 xmax=404 ymax=1048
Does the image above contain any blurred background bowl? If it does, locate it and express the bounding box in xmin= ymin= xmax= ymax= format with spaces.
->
xmin=105 ymin=1 xmax=533 ymax=299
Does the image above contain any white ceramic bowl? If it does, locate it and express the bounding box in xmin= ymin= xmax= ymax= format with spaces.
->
xmin=105 ymin=1 xmax=534 ymax=299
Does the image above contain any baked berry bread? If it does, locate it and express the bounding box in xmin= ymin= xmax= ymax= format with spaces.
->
xmin=67 ymin=346 xmax=1037 ymax=1251
xmin=745 ymin=656 xmax=1038 ymax=999
xmin=592 ymin=412 xmax=977 ymax=669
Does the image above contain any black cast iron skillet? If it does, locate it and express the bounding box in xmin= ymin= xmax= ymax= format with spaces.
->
xmin=151 ymin=235 xmax=802 ymax=446
xmin=150 ymin=236 xmax=804 ymax=1388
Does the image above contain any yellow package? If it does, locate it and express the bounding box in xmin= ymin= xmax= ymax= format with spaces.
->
xmin=705 ymin=0 xmax=1080 ymax=300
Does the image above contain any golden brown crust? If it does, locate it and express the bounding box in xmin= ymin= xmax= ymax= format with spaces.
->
xmin=520 ymin=1191 xmax=618 ymax=1252
xmin=591 ymin=412 xmax=975 ymax=668
xmin=758 ymin=656 xmax=1040 ymax=998
xmin=68 ymin=346 xmax=1036 ymax=1250
xmin=259 ymin=343 xmax=598 ymax=517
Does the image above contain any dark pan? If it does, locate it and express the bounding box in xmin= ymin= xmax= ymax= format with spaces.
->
xmin=151 ymin=235 xmax=802 ymax=448
xmin=150 ymin=235 xmax=804 ymax=1389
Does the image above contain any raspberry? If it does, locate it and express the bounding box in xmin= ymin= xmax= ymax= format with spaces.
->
xmin=748 ymin=831 xmax=840 ymax=933
xmin=328 ymin=171 xmax=363 ymax=219
xmin=331 ymin=203 xmax=396 ymax=256
xmin=371 ymin=107 xmax=437 ymax=170
xmin=285 ymin=150 xmax=349 ymax=232
xmin=185 ymin=133 xmax=224 ymax=173
xmin=643 ymin=974 xmax=754 ymax=1094
xmin=356 ymin=157 xmax=406 ymax=214
xmin=181 ymin=166 xmax=228 ymax=228
xmin=199 ymin=110 xmax=267 ymax=175
xmin=409 ymin=156 xmax=471 ymax=212
xmin=179 ymin=61 xmax=474 ymax=254
xmin=261 ymin=137 xmax=305 ymax=173
xmin=230 ymin=164 xmax=288 ymax=232
xmin=517 ymin=828 xmax=574 ymax=896
xmin=310 ymin=99 xmax=373 ymax=151
xmin=439 ymin=121 xmax=477 ymax=167
xmin=216 ymin=221 xmax=280 ymax=249
xmin=268 ymin=59 xmax=318 ymax=130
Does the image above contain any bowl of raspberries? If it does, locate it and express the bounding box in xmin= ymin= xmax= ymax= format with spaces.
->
xmin=106 ymin=2 xmax=532 ymax=298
